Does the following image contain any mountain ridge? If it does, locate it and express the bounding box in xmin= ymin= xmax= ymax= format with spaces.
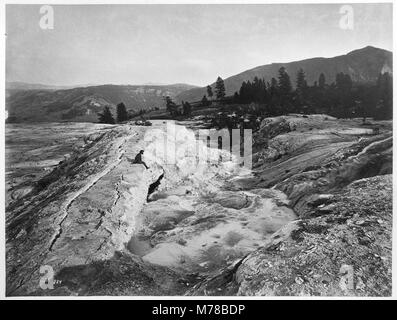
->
xmin=6 ymin=81 xmax=198 ymax=92
xmin=6 ymin=46 xmax=392 ymax=123
xmin=176 ymin=46 xmax=392 ymax=103
xmin=6 ymin=83 xmax=197 ymax=123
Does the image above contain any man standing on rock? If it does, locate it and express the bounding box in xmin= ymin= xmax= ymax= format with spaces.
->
xmin=130 ymin=150 xmax=149 ymax=169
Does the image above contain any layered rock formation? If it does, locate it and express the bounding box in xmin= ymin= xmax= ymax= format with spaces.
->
xmin=6 ymin=124 xmax=176 ymax=295
xmin=188 ymin=115 xmax=392 ymax=296
xmin=6 ymin=115 xmax=392 ymax=296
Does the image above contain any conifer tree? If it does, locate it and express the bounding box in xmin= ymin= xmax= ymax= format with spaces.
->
xmin=201 ymin=95 xmax=209 ymax=106
xmin=116 ymin=102 xmax=128 ymax=123
xmin=278 ymin=67 xmax=292 ymax=96
xmin=215 ymin=76 xmax=226 ymax=100
xmin=98 ymin=106 xmax=115 ymax=124
xmin=296 ymin=68 xmax=308 ymax=108
xmin=206 ymin=85 xmax=213 ymax=100
xmin=319 ymin=73 xmax=326 ymax=89
xmin=296 ymin=68 xmax=307 ymax=92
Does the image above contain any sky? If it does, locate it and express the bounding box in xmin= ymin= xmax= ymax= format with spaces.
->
xmin=6 ymin=3 xmax=393 ymax=87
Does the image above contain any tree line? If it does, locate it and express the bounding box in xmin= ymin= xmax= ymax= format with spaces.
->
xmin=102 ymin=68 xmax=392 ymax=123
xmin=98 ymin=103 xmax=127 ymax=124
xmin=98 ymin=102 xmax=154 ymax=124
xmin=230 ymin=68 xmax=392 ymax=120
xmin=165 ymin=96 xmax=194 ymax=117
xmin=185 ymin=68 xmax=392 ymax=121
xmin=164 ymin=76 xmax=227 ymax=116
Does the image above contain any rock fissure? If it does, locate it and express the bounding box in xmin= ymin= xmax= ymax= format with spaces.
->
xmin=48 ymin=139 xmax=126 ymax=251
xmin=6 ymin=116 xmax=392 ymax=296
xmin=147 ymin=171 xmax=165 ymax=201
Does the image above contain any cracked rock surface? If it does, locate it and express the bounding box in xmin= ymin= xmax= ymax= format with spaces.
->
xmin=6 ymin=115 xmax=392 ymax=296
xmin=235 ymin=175 xmax=392 ymax=296
xmin=187 ymin=115 xmax=392 ymax=296
xmin=6 ymin=124 xmax=166 ymax=295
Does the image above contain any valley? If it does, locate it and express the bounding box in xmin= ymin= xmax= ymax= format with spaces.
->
xmin=5 ymin=122 xmax=115 ymax=208
xmin=6 ymin=83 xmax=197 ymax=123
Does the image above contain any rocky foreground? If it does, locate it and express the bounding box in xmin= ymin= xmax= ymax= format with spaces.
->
xmin=6 ymin=115 xmax=392 ymax=296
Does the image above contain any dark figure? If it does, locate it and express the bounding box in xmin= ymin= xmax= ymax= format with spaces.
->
xmin=131 ymin=150 xmax=149 ymax=169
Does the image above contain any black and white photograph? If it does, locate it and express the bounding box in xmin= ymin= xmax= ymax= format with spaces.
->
xmin=1 ymin=0 xmax=395 ymax=301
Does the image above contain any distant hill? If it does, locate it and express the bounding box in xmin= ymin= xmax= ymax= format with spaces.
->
xmin=176 ymin=46 xmax=392 ymax=103
xmin=6 ymin=83 xmax=197 ymax=123
xmin=6 ymin=82 xmax=76 ymax=91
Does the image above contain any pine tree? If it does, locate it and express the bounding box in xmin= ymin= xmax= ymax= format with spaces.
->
xmin=233 ymin=91 xmax=239 ymax=102
xmin=270 ymin=78 xmax=278 ymax=96
xmin=201 ymin=95 xmax=209 ymax=106
xmin=215 ymin=76 xmax=226 ymax=100
xmin=277 ymin=67 xmax=293 ymax=112
xmin=278 ymin=67 xmax=292 ymax=95
xmin=296 ymin=69 xmax=307 ymax=91
xmin=206 ymin=85 xmax=213 ymax=100
xmin=253 ymin=77 xmax=261 ymax=102
xmin=165 ymin=96 xmax=178 ymax=116
xmin=334 ymin=73 xmax=354 ymax=117
xmin=116 ymin=102 xmax=128 ymax=123
xmin=296 ymin=68 xmax=308 ymax=108
xmin=336 ymin=72 xmax=352 ymax=91
xmin=319 ymin=73 xmax=326 ymax=89
xmin=239 ymin=81 xmax=247 ymax=103
xmin=375 ymin=72 xmax=393 ymax=119
xmin=98 ymin=106 xmax=115 ymax=124
xmin=183 ymin=101 xmax=192 ymax=116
